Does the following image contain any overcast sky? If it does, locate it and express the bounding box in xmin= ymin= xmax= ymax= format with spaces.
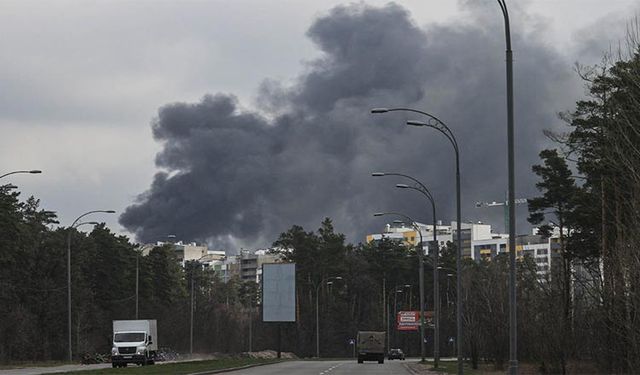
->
xmin=1 ymin=0 xmax=638 ymax=250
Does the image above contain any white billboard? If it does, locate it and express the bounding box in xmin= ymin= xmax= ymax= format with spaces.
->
xmin=262 ymin=263 xmax=296 ymax=322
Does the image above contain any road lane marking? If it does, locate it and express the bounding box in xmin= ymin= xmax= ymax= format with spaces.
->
xmin=319 ymin=363 xmax=343 ymax=374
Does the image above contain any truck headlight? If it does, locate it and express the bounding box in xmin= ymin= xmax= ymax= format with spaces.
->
xmin=136 ymin=346 xmax=146 ymax=355
xmin=111 ymin=347 xmax=118 ymax=355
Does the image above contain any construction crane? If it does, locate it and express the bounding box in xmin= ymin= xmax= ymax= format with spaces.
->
xmin=475 ymin=196 xmax=528 ymax=233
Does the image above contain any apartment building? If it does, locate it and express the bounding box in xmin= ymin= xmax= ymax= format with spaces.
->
xmin=140 ymin=241 xmax=281 ymax=283
xmin=369 ymin=220 xmax=566 ymax=278
xmin=367 ymin=220 xmax=494 ymax=256
xmin=197 ymin=248 xmax=282 ymax=283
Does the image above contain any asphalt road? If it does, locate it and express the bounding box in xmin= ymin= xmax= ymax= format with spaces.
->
xmin=0 ymin=363 xmax=111 ymax=375
xmin=0 ymin=359 xmax=414 ymax=375
xmin=224 ymin=360 xmax=413 ymax=375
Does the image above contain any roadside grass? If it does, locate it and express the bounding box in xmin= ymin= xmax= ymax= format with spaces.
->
xmin=57 ymin=358 xmax=281 ymax=375
xmin=414 ymin=360 xmax=551 ymax=374
xmin=414 ymin=360 xmax=503 ymax=374
xmin=0 ymin=361 xmax=74 ymax=370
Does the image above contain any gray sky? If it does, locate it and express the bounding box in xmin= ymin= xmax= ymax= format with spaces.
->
xmin=1 ymin=0 xmax=638 ymax=249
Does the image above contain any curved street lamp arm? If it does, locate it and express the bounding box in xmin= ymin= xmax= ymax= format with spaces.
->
xmin=373 ymin=107 xmax=459 ymax=153
xmin=0 ymin=170 xmax=42 ymax=179
xmin=497 ymin=0 xmax=512 ymax=50
xmin=71 ymin=210 xmax=115 ymax=228
xmin=421 ymin=122 xmax=459 ymax=156
xmin=401 ymin=184 xmax=435 ymax=208
xmin=314 ymin=276 xmax=342 ymax=293
xmin=374 ymin=212 xmax=423 ymax=246
xmin=401 ymin=185 xmax=438 ymax=238
xmin=379 ymin=172 xmax=435 ymax=202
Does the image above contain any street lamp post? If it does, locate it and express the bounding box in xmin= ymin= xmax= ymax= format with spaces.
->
xmin=396 ymin=183 xmax=441 ymax=367
xmin=495 ymin=1 xmax=518 ymax=373
xmin=0 ymin=170 xmax=42 ymax=179
xmin=67 ymin=210 xmax=115 ymax=362
xmin=373 ymin=212 xmax=425 ymax=363
xmin=446 ymin=273 xmax=454 ymax=307
xmin=372 ymin=172 xmax=440 ymax=366
xmin=189 ymin=255 xmax=210 ymax=358
xmin=135 ymin=244 xmax=155 ymax=319
xmin=372 ymin=108 xmax=462 ymax=373
xmin=248 ymin=301 xmax=253 ymax=352
xmin=315 ymin=276 xmax=342 ymax=358
xmin=392 ymin=287 xmax=404 ymax=349
xmin=136 ymin=250 xmax=139 ymax=319
xmin=190 ymin=270 xmax=194 ymax=357
xmin=405 ymin=284 xmax=412 ymax=310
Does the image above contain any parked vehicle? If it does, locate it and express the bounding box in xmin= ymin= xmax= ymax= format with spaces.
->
xmin=387 ymin=348 xmax=405 ymax=360
xmin=111 ymin=320 xmax=158 ymax=368
xmin=356 ymin=331 xmax=386 ymax=364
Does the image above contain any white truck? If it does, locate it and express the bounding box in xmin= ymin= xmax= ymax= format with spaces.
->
xmin=111 ymin=320 xmax=158 ymax=367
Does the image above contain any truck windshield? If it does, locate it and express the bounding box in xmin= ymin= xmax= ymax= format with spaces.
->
xmin=114 ymin=333 xmax=145 ymax=342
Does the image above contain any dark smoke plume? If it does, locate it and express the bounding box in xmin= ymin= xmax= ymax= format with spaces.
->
xmin=120 ymin=2 xmax=576 ymax=249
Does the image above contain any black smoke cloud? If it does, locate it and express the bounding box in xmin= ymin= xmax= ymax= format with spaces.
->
xmin=120 ymin=2 xmax=576 ymax=249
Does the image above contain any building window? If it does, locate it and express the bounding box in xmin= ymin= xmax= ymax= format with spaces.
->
xmin=537 ymin=249 xmax=548 ymax=255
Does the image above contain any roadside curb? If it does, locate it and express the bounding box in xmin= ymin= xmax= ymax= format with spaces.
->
xmin=187 ymin=360 xmax=285 ymax=375
xmin=403 ymin=361 xmax=442 ymax=375
xmin=403 ymin=362 xmax=421 ymax=375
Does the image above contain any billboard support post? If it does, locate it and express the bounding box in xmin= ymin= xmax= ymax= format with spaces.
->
xmin=277 ymin=323 xmax=282 ymax=359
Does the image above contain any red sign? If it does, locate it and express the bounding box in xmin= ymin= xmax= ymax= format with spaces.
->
xmin=397 ymin=311 xmax=419 ymax=331
xmin=396 ymin=311 xmax=434 ymax=331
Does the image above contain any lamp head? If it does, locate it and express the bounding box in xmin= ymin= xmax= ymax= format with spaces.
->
xmin=334 ymin=276 xmax=343 ymax=280
xmin=373 ymin=212 xmax=385 ymax=217
xmin=371 ymin=172 xmax=385 ymax=177
xmin=105 ymin=210 xmax=116 ymax=214
xmin=29 ymin=170 xmax=42 ymax=174
xmin=407 ymin=120 xmax=427 ymax=127
xmin=371 ymin=108 xmax=389 ymax=114
xmin=396 ymin=184 xmax=409 ymax=189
